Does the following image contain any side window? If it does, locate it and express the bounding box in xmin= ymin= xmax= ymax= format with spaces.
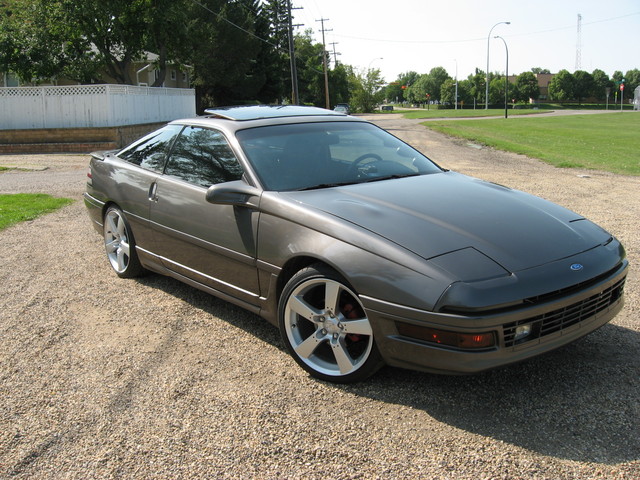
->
xmin=117 ymin=125 xmax=182 ymax=172
xmin=164 ymin=126 xmax=243 ymax=188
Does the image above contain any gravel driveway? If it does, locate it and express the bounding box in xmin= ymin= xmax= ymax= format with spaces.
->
xmin=1 ymin=115 xmax=638 ymax=479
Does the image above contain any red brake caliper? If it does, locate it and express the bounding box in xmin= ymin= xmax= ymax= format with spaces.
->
xmin=341 ymin=303 xmax=361 ymax=342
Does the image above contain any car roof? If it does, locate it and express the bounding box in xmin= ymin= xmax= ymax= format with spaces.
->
xmin=169 ymin=105 xmax=363 ymax=134
xmin=203 ymin=105 xmax=347 ymax=121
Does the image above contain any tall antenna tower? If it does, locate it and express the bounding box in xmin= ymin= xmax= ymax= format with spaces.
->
xmin=575 ymin=13 xmax=582 ymax=71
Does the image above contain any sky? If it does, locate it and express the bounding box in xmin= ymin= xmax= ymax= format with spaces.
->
xmin=291 ymin=0 xmax=640 ymax=82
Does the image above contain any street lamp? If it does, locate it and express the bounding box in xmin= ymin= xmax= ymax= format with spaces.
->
xmin=494 ymin=36 xmax=509 ymax=119
xmin=454 ymin=59 xmax=458 ymax=111
xmin=485 ymin=21 xmax=510 ymax=109
xmin=368 ymin=57 xmax=383 ymax=70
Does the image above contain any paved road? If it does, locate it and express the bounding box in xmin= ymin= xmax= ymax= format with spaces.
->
xmin=0 ymin=118 xmax=638 ymax=479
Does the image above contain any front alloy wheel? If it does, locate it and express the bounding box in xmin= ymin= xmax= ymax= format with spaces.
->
xmin=279 ymin=264 xmax=383 ymax=382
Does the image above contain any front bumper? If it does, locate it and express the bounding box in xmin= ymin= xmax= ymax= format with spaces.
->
xmin=362 ymin=260 xmax=628 ymax=374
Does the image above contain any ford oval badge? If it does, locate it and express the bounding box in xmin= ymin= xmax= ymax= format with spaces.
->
xmin=570 ymin=263 xmax=584 ymax=271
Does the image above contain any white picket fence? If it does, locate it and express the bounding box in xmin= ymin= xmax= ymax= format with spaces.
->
xmin=0 ymin=84 xmax=196 ymax=129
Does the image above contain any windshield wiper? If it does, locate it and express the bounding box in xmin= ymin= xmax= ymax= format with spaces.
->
xmin=298 ymin=174 xmax=421 ymax=191
xmin=363 ymin=173 xmax=421 ymax=183
xmin=298 ymin=181 xmax=361 ymax=191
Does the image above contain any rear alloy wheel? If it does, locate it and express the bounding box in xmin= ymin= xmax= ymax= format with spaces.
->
xmin=279 ymin=264 xmax=383 ymax=383
xmin=103 ymin=206 xmax=144 ymax=278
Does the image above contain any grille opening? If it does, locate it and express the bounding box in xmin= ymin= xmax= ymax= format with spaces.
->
xmin=503 ymin=277 xmax=625 ymax=347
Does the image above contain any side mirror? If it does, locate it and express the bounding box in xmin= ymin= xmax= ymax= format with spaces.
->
xmin=206 ymin=180 xmax=261 ymax=208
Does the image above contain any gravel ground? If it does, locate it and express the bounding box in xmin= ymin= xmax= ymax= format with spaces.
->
xmin=0 ymin=116 xmax=638 ymax=479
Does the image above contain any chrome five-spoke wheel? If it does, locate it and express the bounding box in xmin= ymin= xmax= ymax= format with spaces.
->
xmin=279 ymin=264 xmax=383 ymax=382
xmin=103 ymin=206 xmax=144 ymax=278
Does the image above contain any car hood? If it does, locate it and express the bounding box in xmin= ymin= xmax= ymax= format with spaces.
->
xmin=283 ymin=172 xmax=611 ymax=273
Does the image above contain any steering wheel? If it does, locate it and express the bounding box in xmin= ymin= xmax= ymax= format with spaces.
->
xmin=347 ymin=153 xmax=384 ymax=177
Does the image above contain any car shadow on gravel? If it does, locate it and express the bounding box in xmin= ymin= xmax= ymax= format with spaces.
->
xmin=135 ymin=274 xmax=638 ymax=465
xmin=340 ymin=324 xmax=640 ymax=465
xmin=136 ymin=274 xmax=284 ymax=348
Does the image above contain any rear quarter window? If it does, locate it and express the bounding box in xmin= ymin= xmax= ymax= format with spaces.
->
xmin=117 ymin=125 xmax=183 ymax=172
xmin=164 ymin=126 xmax=243 ymax=188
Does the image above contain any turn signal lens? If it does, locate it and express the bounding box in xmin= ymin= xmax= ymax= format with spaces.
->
xmin=396 ymin=323 xmax=496 ymax=350
xmin=458 ymin=332 xmax=495 ymax=349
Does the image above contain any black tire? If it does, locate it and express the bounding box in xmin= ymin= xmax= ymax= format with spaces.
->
xmin=278 ymin=263 xmax=384 ymax=383
xmin=103 ymin=206 xmax=145 ymax=278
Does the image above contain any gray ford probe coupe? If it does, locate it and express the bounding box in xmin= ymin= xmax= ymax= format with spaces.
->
xmin=84 ymin=105 xmax=628 ymax=383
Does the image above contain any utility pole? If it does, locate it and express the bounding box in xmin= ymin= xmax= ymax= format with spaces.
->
xmin=575 ymin=14 xmax=582 ymax=71
xmin=316 ymin=18 xmax=331 ymax=109
xmin=286 ymin=0 xmax=300 ymax=104
xmin=329 ymin=42 xmax=340 ymax=65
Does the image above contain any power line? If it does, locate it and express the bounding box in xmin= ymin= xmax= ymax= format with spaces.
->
xmin=330 ymin=11 xmax=640 ymax=45
xmin=188 ymin=0 xmax=279 ymax=49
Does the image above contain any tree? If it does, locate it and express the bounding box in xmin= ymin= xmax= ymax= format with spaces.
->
xmin=1 ymin=0 xmax=194 ymax=85
xmin=49 ymin=0 xmax=150 ymax=85
xmin=425 ymin=66 xmax=450 ymax=102
xmin=467 ymin=69 xmax=486 ymax=106
xmin=531 ymin=67 xmax=550 ymax=74
xmin=0 ymin=0 xmax=101 ymax=83
xmin=591 ymin=69 xmax=612 ymax=101
xmin=573 ymin=70 xmax=594 ymax=104
xmin=384 ymin=71 xmax=419 ymax=104
xmin=548 ymin=69 xmax=575 ymax=101
xmin=439 ymin=78 xmax=470 ymax=107
xmin=514 ymin=71 xmax=540 ymax=102
xmin=143 ymin=0 xmax=191 ymax=87
xmin=439 ymin=78 xmax=456 ymax=105
xmin=404 ymin=67 xmax=451 ymax=104
xmin=348 ymin=67 xmax=385 ymax=113
xmin=624 ymin=69 xmax=640 ymax=99
xmin=187 ymin=0 xmax=274 ymax=106
xmin=292 ymin=29 xmax=325 ymax=106
xmin=261 ymin=0 xmax=292 ymax=103
xmin=455 ymin=79 xmax=472 ymax=106
xmin=489 ymin=74 xmax=506 ymax=105
xmin=404 ymin=74 xmax=428 ymax=104
xmin=612 ymin=71 xmax=624 ymax=83
xmin=328 ymin=62 xmax=350 ymax=107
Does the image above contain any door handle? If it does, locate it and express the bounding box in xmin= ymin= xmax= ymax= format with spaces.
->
xmin=148 ymin=182 xmax=159 ymax=202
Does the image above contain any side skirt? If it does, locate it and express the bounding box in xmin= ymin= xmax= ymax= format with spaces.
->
xmin=136 ymin=247 xmax=268 ymax=321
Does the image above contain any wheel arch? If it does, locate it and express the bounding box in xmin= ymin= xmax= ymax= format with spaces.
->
xmin=101 ymin=200 xmax=120 ymax=221
xmin=277 ymin=256 xmax=337 ymax=301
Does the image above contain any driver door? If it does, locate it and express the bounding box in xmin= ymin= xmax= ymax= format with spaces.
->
xmin=149 ymin=125 xmax=260 ymax=306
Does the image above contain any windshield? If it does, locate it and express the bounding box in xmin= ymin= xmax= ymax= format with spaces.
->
xmin=236 ymin=121 xmax=442 ymax=191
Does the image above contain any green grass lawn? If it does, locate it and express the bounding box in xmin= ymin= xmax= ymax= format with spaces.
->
xmin=396 ymin=108 xmax=550 ymax=119
xmin=422 ymin=112 xmax=640 ymax=175
xmin=0 ymin=193 xmax=74 ymax=230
